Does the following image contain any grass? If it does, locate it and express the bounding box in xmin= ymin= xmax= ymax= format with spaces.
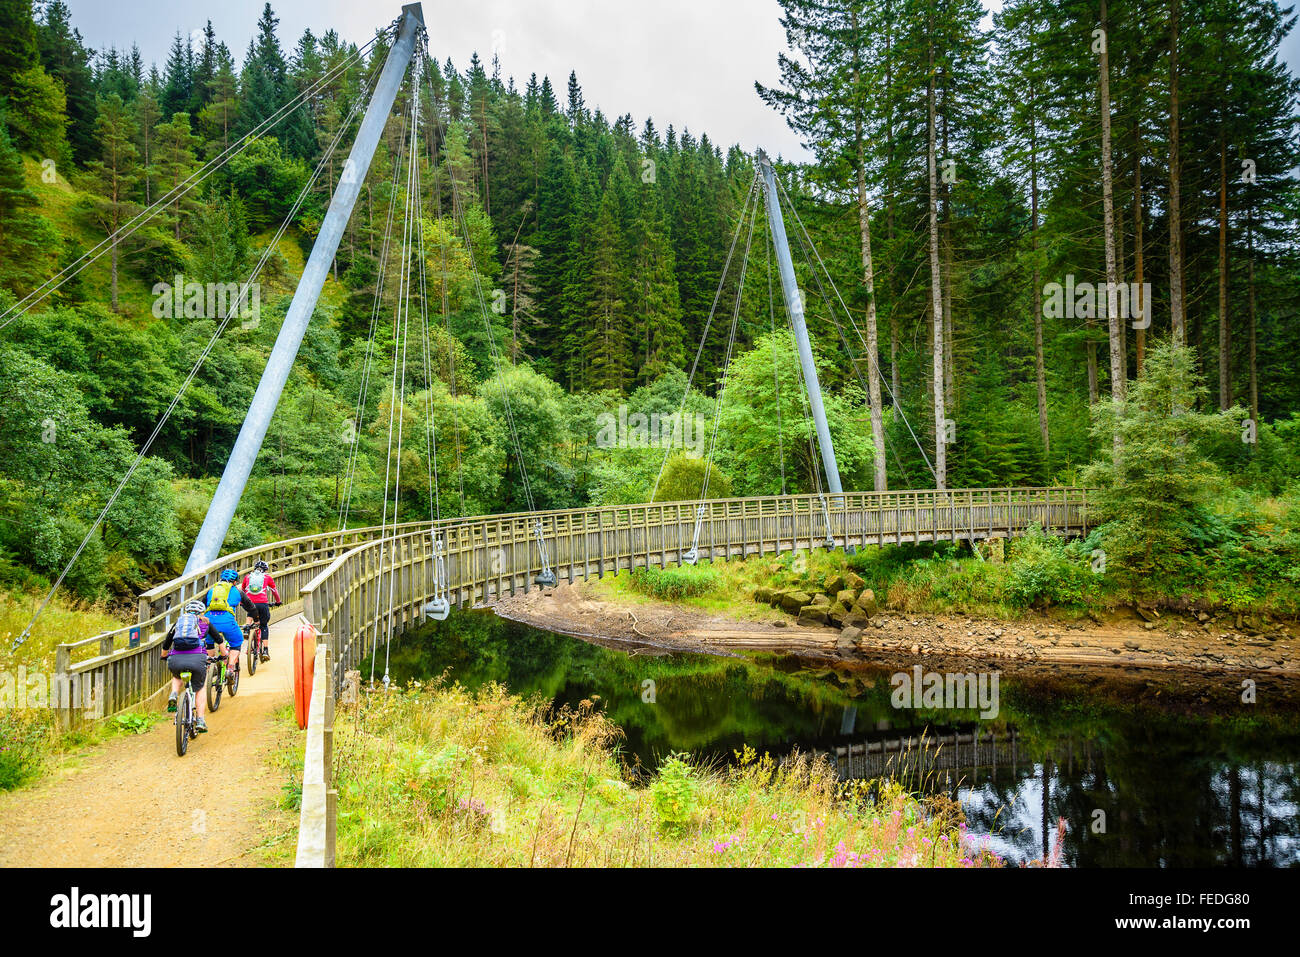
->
xmin=323 ymin=677 xmax=1002 ymax=868
xmin=0 ymin=586 xmax=126 ymax=672
xmin=599 ymin=510 xmax=1300 ymax=623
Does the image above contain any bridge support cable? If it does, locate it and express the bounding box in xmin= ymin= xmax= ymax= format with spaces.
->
xmin=337 ymin=94 xmax=414 ymax=532
xmin=650 ymin=174 xmax=761 ymax=504
xmin=774 ymin=174 xmax=937 ymax=484
xmin=682 ymin=177 xmax=761 ymax=565
xmin=410 ymin=82 xmax=450 ymax=621
xmin=0 ymin=29 xmax=392 ymax=336
xmin=11 ymin=53 xmax=387 ymax=649
xmin=371 ymin=70 xmax=424 ymax=688
xmin=757 ymin=151 xmax=845 ymax=506
xmin=417 ymin=107 xmax=467 ymax=516
xmin=186 ymin=3 xmax=427 ymax=573
xmin=420 ymin=53 xmax=561 ymax=589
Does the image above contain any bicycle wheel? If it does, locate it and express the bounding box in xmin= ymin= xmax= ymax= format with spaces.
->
xmin=227 ymin=662 xmax=239 ymax=697
xmin=175 ymin=691 xmax=190 ymax=756
xmin=207 ymin=662 xmax=222 ymax=712
xmin=247 ymin=636 xmax=257 ymax=676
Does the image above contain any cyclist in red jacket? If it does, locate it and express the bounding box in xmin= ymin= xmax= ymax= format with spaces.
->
xmin=241 ymin=560 xmax=281 ymax=662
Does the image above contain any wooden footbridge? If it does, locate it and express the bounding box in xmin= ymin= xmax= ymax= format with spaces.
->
xmin=56 ymin=486 xmax=1091 ymax=732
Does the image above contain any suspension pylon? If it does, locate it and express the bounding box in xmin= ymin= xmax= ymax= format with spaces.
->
xmin=757 ymin=152 xmax=845 ymax=502
xmin=186 ymin=4 xmax=425 ymax=573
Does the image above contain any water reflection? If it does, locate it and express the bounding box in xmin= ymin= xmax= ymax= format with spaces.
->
xmin=389 ymin=610 xmax=1300 ymax=867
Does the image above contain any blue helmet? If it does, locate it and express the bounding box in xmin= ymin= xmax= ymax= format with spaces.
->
xmin=220 ymin=569 xmax=239 ymax=583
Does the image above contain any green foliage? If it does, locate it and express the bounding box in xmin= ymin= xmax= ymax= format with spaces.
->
xmin=649 ymin=754 xmax=698 ymax=828
xmin=1083 ymin=342 xmax=1246 ymax=578
xmin=653 ymin=452 xmax=732 ymax=503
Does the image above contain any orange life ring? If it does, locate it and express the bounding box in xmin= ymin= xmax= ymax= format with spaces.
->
xmin=293 ymin=622 xmax=316 ymax=730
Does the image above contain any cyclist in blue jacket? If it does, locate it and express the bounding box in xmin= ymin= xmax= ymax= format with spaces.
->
xmin=204 ymin=569 xmax=255 ymax=683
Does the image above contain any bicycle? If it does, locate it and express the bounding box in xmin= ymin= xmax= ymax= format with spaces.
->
xmin=243 ymin=619 xmax=260 ymax=676
xmin=206 ymin=652 xmax=238 ymax=709
xmin=175 ymin=669 xmax=199 ymax=756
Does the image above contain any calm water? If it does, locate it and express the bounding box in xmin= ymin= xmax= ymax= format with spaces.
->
xmin=387 ymin=610 xmax=1300 ymax=868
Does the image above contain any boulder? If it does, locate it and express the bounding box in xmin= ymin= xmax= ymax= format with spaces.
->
xmin=797 ymin=605 xmax=829 ymax=626
xmin=854 ymin=589 xmax=878 ymax=617
xmin=827 ymin=601 xmax=852 ymax=627
xmin=836 ymin=589 xmax=857 ymax=607
xmin=837 ymin=626 xmax=862 ymax=648
xmin=811 ymin=593 xmax=831 ymax=607
xmin=780 ymin=591 xmax=812 ymax=615
xmin=753 ymin=586 xmax=774 ymax=604
xmin=823 ymin=573 xmax=847 ymax=595
xmin=843 ymin=612 xmax=870 ymax=630
xmin=844 ymin=571 xmax=866 ymax=592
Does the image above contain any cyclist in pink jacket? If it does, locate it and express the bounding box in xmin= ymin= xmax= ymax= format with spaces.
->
xmin=241 ymin=560 xmax=281 ymax=662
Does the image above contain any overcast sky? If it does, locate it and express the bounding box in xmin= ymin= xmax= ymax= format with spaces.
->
xmin=63 ymin=0 xmax=1300 ymax=166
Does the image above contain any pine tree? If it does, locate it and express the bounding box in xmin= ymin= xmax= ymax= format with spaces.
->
xmin=152 ymin=111 xmax=199 ymax=240
xmin=84 ymin=93 xmax=139 ymax=310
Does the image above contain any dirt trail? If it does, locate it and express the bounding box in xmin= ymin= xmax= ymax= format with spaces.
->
xmin=0 ymin=616 xmax=303 ymax=867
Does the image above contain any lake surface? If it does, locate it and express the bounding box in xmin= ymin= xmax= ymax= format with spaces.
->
xmin=387 ymin=609 xmax=1300 ymax=867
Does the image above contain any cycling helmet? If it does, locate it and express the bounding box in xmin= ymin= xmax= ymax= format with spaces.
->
xmin=185 ymin=599 xmax=205 ymax=615
xmin=220 ymin=569 xmax=239 ymax=583
xmin=253 ymin=560 xmax=269 ymax=572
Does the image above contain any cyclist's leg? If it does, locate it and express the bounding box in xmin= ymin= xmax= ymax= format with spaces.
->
xmin=211 ymin=614 xmax=243 ymax=671
xmin=256 ymin=603 xmax=271 ymax=656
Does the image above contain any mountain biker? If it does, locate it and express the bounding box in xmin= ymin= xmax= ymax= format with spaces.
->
xmin=241 ymin=560 xmax=281 ymax=662
xmin=162 ymin=599 xmax=211 ymax=733
xmin=204 ymin=569 xmax=255 ymax=683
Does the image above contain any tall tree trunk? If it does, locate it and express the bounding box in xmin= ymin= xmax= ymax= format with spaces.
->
xmin=1031 ymin=91 xmax=1049 ymax=459
xmin=1218 ymin=111 xmax=1231 ymax=409
xmin=1169 ymin=0 xmax=1186 ymax=346
xmin=885 ymin=0 xmax=901 ymax=411
xmin=1248 ymin=210 xmax=1258 ymax=428
xmin=855 ymin=132 xmax=887 ymax=492
xmin=940 ymin=81 xmax=955 ymax=411
xmin=1099 ymin=0 xmax=1125 ymax=464
xmin=927 ymin=32 xmax=947 ymax=490
xmin=1134 ymin=131 xmax=1146 ymax=375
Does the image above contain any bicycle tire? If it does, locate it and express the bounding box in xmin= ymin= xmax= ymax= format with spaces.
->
xmin=227 ymin=663 xmax=239 ymax=697
xmin=208 ymin=662 xmax=222 ymax=712
xmin=176 ymin=692 xmax=190 ymax=756
xmin=247 ymin=638 xmax=257 ymax=676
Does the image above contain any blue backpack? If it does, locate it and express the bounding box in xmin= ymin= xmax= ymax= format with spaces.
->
xmin=173 ymin=612 xmax=204 ymax=652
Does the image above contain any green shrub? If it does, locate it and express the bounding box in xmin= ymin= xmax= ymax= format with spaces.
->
xmin=649 ymin=754 xmax=698 ymax=828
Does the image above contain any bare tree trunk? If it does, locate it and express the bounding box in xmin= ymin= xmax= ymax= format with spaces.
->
xmin=856 ymin=134 xmax=887 ymax=492
xmin=1100 ymin=0 xmax=1125 ymax=464
xmin=928 ymin=32 xmax=947 ymax=490
xmin=1218 ymin=114 xmax=1231 ymax=409
xmin=1031 ymin=101 xmax=1049 ymax=459
xmin=1134 ymin=133 xmax=1146 ymax=375
xmin=1248 ymin=211 xmax=1258 ymax=427
xmin=1169 ymin=0 xmax=1186 ymax=346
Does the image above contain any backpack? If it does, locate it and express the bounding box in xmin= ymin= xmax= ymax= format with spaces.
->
xmin=174 ymin=612 xmax=203 ymax=651
xmin=208 ymin=582 xmax=235 ymax=614
xmin=247 ymin=570 xmax=266 ymax=595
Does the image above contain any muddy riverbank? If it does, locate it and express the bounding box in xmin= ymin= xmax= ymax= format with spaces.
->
xmin=488 ymin=582 xmax=1300 ymax=708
